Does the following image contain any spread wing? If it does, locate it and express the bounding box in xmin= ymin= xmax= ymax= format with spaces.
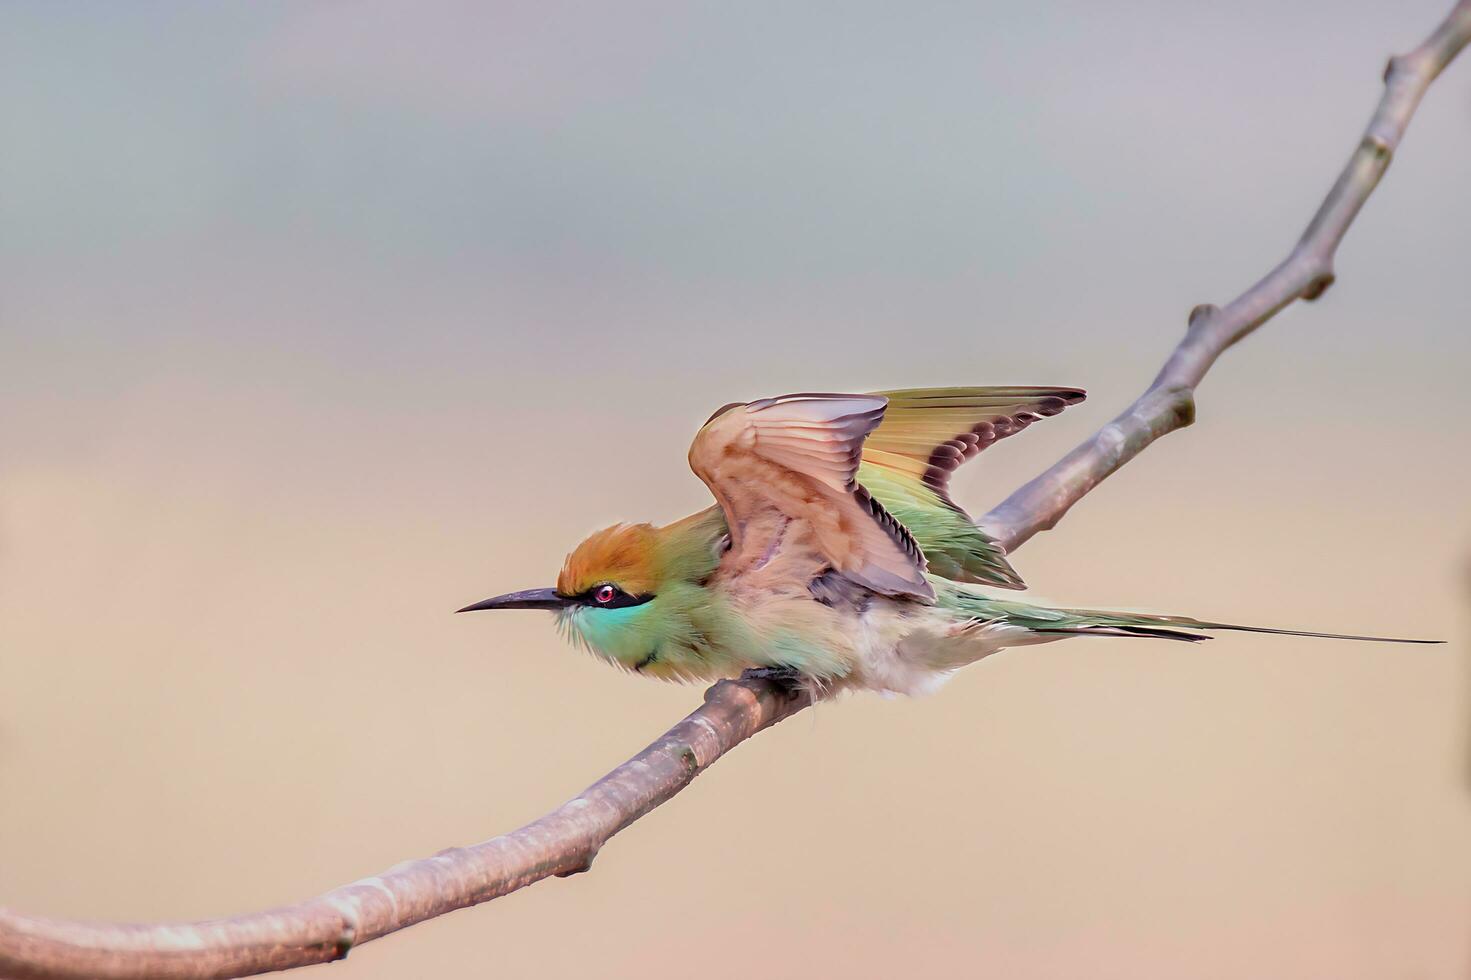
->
xmin=858 ymin=386 xmax=1085 ymax=589
xmin=689 ymin=393 xmax=933 ymax=602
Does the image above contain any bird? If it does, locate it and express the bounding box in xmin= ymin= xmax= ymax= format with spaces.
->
xmin=458 ymin=386 xmax=1437 ymax=696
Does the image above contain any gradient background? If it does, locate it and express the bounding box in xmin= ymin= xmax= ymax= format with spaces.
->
xmin=3 ymin=2 xmax=1469 ymax=978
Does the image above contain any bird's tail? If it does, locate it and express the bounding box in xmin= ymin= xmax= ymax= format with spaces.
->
xmin=1025 ymin=607 xmax=1442 ymax=645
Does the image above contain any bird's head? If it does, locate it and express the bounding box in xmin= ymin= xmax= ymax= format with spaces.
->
xmin=458 ymin=511 xmax=726 ymax=674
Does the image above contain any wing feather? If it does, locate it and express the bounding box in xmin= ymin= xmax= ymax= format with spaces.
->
xmin=859 ymin=386 xmax=1085 ymax=588
xmin=689 ymin=393 xmax=933 ymax=601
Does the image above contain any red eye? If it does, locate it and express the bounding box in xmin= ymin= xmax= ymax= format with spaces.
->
xmin=595 ymin=585 xmax=616 ymax=604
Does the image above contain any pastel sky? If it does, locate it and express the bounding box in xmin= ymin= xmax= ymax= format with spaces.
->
xmin=2 ymin=3 xmax=1468 ymax=978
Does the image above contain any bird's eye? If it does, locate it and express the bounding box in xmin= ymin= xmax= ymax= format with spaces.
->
xmin=594 ymin=584 xmax=617 ymax=604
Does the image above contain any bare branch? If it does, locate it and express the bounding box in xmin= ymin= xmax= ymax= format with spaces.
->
xmin=0 ymin=681 xmax=809 ymax=980
xmin=982 ymin=0 xmax=1471 ymax=551
xmin=3 ymin=4 xmax=1468 ymax=978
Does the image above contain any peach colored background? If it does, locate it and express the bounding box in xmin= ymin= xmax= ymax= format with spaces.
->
xmin=2 ymin=2 xmax=1468 ymax=977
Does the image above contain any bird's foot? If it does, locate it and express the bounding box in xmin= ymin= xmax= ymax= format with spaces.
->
xmin=739 ymin=665 xmax=808 ymax=700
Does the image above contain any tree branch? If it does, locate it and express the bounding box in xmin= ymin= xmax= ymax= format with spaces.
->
xmin=981 ymin=0 xmax=1471 ymax=552
xmin=0 ymin=681 xmax=811 ymax=980
xmin=3 ymin=4 xmax=1469 ymax=978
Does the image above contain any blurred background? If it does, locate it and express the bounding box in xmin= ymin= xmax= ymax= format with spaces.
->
xmin=2 ymin=2 xmax=1468 ymax=977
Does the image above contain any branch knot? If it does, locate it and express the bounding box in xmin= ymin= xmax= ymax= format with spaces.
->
xmin=1187 ymin=304 xmax=1219 ymax=331
xmin=1362 ymin=131 xmax=1393 ymax=160
xmin=1302 ymin=271 xmax=1336 ymax=301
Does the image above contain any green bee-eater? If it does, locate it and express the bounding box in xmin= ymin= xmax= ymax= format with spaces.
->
xmin=460 ymin=387 xmax=1434 ymax=695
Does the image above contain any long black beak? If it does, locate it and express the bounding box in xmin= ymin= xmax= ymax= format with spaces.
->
xmin=456 ymin=588 xmax=569 ymax=613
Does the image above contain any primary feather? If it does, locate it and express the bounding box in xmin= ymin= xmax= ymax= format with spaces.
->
xmin=859 ymin=386 xmax=1085 ymax=587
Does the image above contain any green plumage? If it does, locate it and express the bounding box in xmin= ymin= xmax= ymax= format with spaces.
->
xmin=934 ymin=584 xmax=1436 ymax=645
xmin=856 ymin=464 xmax=1019 ymax=586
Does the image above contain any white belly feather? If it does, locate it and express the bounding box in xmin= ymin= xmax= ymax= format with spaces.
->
xmin=837 ymin=598 xmax=1064 ymax=697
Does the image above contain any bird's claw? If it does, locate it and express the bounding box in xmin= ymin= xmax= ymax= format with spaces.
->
xmin=739 ymin=665 xmax=807 ymax=698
